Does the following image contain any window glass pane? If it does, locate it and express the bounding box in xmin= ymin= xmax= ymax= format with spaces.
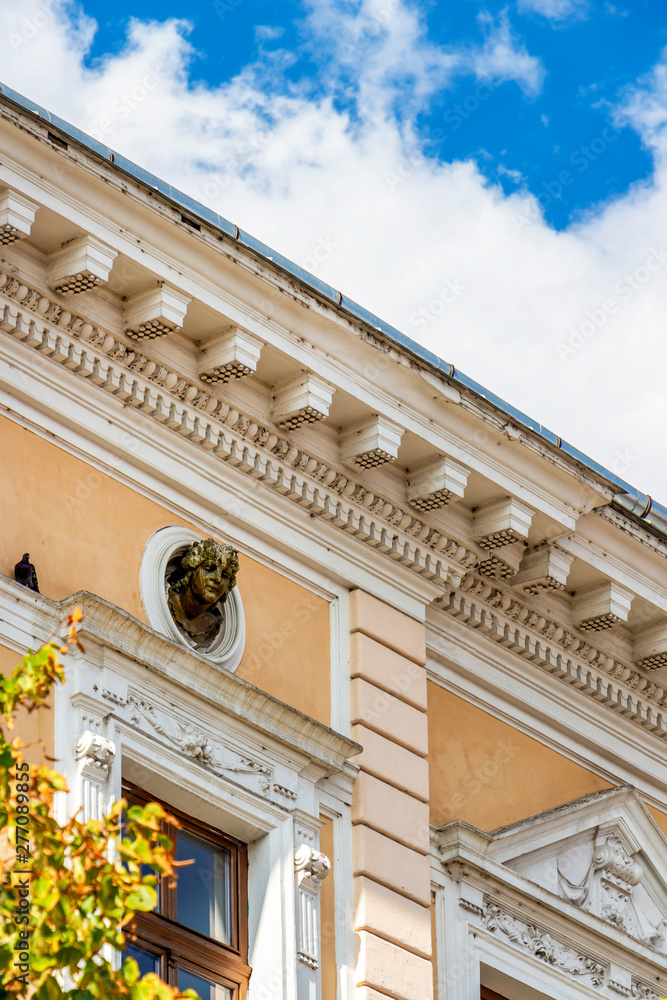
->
xmin=176 ymin=829 xmax=232 ymax=944
xmin=178 ymin=966 xmax=233 ymax=1000
xmin=123 ymin=941 xmax=160 ymax=976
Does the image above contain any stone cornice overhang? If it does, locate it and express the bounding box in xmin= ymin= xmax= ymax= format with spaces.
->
xmin=0 ymin=82 xmax=662 ymax=541
xmin=3 ymin=274 xmax=667 ymax=748
xmin=0 ymin=271 xmax=478 ymax=597
xmin=432 ymin=821 xmax=667 ymax=984
xmin=430 ymin=571 xmax=667 ymax=744
xmin=0 ymin=575 xmax=360 ymax=776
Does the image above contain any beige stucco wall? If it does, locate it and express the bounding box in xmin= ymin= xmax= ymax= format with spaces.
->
xmin=0 ymin=414 xmax=192 ymax=618
xmin=428 ymin=682 xmax=611 ymax=830
xmin=238 ymin=572 xmax=330 ymax=724
xmin=0 ymin=415 xmax=330 ymax=724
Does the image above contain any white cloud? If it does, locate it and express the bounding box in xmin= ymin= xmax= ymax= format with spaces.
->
xmin=473 ymin=12 xmax=545 ymax=94
xmin=616 ymin=50 xmax=667 ymax=157
xmin=497 ymin=164 xmax=524 ymax=182
xmin=1 ymin=1 xmax=667 ymax=499
xmin=255 ymin=25 xmax=285 ymax=42
xmin=517 ymin=0 xmax=589 ymax=21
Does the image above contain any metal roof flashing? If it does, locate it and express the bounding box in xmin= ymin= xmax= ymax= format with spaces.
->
xmin=1 ymin=81 xmax=665 ymax=544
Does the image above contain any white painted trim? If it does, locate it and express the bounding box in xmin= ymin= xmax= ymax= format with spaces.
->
xmin=0 ymin=577 xmax=359 ymax=773
xmin=2 ymin=579 xmax=357 ymax=1000
xmin=318 ymin=799 xmax=355 ymax=1000
xmin=329 ymin=589 xmax=350 ymax=736
xmin=431 ymin=823 xmax=667 ymax=1000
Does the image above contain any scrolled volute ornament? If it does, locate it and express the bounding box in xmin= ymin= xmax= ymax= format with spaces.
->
xmin=593 ymin=834 xmax=643 ymax=887
xmin=294 ymin=845 xmax=331 ymax=885
xmin=167 ymin=537 xmax=240 ymax=648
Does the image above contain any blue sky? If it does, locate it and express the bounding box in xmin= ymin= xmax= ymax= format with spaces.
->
xmin=80 ymin=0 xmax=662 ymax=229
xmin=2 ymin=0 xmax=667 ymax=496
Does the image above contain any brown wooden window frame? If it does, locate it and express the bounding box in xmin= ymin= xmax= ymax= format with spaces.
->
xmin=123 ymin=781 xmax=251 ymax=1000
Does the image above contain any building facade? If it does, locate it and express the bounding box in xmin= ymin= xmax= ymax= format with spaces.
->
xmin=2 ymin=83 xmax=667 ymax=1000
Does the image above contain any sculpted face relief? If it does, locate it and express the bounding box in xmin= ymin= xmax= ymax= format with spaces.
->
xmin=167 ymin=538 xmax=240 ymax=647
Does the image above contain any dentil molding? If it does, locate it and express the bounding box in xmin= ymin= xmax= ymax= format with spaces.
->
xmin=3 ymin=269 xmax=667 ymax=750
xmin=437 ymin=576 xmax=667 ymax=743
xmin=0 ymin=269 xmax=479 ymax=591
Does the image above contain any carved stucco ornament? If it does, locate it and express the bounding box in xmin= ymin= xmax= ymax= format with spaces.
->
xmin=101 ymin=689 xmax=284 ymax=801
xmin=166 ymin=537 xmax=240 ymax=649
xmin=477 ymin=900 xmax=606 ymax=986
xmin=558 ymin=834 xmax=667 ymax=951
xmin=75 ymin=730 xmax=116 ymax=779
xmin=294 ymin=845 xmax=331 ymax=885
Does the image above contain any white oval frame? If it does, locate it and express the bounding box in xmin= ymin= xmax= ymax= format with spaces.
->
xmin=140 ymin=526 xmax=245 ymax=672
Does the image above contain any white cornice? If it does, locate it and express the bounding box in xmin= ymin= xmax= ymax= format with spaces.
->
xmin=0 ymin=124 xmax=620 ymax=532
xmin=4 ymin=270 xmax=667 ymax=753
xmin=561 ymin=516 xmax=667 ymax=618
xmin=437 ymin=574 xmax=667 ymax=730
xmin=0 ymin=274 xmax=479 ymax=600
xmin=0 ymin=360 xmax=435 ymax=619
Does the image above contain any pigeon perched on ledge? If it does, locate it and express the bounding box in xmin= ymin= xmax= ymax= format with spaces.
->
xmin=14 ymin=553 xmax=39 ymax=593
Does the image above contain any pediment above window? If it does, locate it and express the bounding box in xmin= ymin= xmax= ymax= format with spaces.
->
xmin=486 ymin=787 xmax=667 ymax=954
xmin=434 ymin=786 xmax=667 ymax=995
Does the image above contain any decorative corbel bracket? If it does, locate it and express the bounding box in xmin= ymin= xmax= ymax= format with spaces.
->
xmin=473 ymin=497 xmax=534 ymax=551
xmin=47 ymin=235 xmax=118 ymax=295
xmin=198 ymin=327 xmax=263 ymax=384
xmin=293 ymin=821 xmax=331 ymax=974
xmin=634 ymin=621 xmax=667 ymax=670
xmin=75 ymin=729 xmax=117 ymax=780
xmin=75 ymin=728 xmax=117 ymax=823
xmin=124 ymin=282 xmax=191 ymax=340
xmin=512 ymin=543 xmax=574 ymax=595
xmin=407 ymin=455 xmax=469 ymax=511
xmin=0 ymin=189 xmax=39 ymax=246
xmin=294 ymin=844 xmax=331 ymax=888
xmin=341 ymin=414 xmax=403 ymax=470
xmin=478 ymin=543 xmax=523 ymax=581
xmin=272 ymin=372 xmax=335 ymax=430
xmin=294 ymin=844 xmax=331 ymax=970
xmin=573 ymin=581 xmax=634 ymax=632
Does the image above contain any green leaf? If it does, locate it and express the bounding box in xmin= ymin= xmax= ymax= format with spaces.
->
xmin=122 ymin=956 xmax=140 ymax=985
xmin=0 ymin=629 xmax=178 ymax=999
xmin=125 ymin=884 xmax=157 ymax=911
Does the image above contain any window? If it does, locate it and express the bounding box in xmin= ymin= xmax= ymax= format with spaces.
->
xmin=123 ymin=782 xmax=251 ymax=999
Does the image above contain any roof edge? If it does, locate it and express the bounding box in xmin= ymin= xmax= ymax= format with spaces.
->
xmin=1 ymin=81 xmax=666 ymax=542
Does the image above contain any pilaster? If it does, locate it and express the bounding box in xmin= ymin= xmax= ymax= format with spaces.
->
xmin=293 ymin=815 xmax=331 ymax=1000
xmin=348 ymin=590 xmax=433 ymax=1000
